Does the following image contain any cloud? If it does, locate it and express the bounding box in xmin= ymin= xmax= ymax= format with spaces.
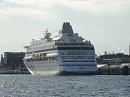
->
xmin=0 ymin=39 xmax=7 ymax=42
xmin=0 ymin=0 xmax=4 ymax=3
xmin=0 ymin=0 xmax=130 ymax=22
xmin=60 ymin=0 xmax=130 ymax=15
xmin=1 ymin=0 xmax=130 ymax=15
xmin=0 ymin=0 xmax=58 ymax=21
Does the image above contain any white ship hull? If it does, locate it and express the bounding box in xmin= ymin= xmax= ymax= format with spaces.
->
xmin=24 ymin=60 xmax=59 ymax=75
xmin=24 ymin=22 xmax=97 ymax=75
xmin=24 ymin=59 xmax=97 ymax=75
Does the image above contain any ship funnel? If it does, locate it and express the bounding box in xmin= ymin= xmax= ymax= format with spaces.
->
xmin=61 ymin=22 xmax=74 ymax=34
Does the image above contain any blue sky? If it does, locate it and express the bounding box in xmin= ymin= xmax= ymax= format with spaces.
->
xmin=0 ymin=0 xmax=130 ymax=55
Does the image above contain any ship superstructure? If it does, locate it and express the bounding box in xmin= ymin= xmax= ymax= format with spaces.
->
xmin=23 ymin=22 xmax=97 ymax=75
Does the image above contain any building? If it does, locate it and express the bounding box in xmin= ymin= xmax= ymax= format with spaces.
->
xmin=1 ymin=52 xmax=25 ymax=70
xmin=97 ymin=53 xmax=130 ymax=64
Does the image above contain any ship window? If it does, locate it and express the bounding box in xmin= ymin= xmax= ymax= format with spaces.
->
xmin=68 ymin=34 xmax=73 ymax=37
xmin=63 ymin=60 xmax=95 ymax=62
xmin=57 ymin=47 xmax=94 ymax=50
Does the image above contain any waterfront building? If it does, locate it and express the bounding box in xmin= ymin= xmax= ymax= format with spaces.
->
xmin=97 ymin=53 xmax=130 ymax=64
xmin=1 ymin=52 xmax=25 ymax=70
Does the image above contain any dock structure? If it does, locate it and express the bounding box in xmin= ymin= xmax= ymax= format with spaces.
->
xmin=0 ymin=69 xmax=30 ymax=74
xmin=97 ymin=58 xmax=130 ymax=75
xmin=96 ymin=52 xmax=130 ymax=75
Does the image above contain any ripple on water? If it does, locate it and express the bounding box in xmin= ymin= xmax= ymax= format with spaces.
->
xmin=0 ymin=75 xmax=129 ymax=97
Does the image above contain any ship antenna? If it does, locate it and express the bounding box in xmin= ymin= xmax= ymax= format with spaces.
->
xmin=43 ymin=29 xmax=48 ymax=34
xmin=43 ymin=29 xmax=48 ymax=38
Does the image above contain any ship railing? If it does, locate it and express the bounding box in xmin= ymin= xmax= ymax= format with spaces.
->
xmin=55 ymin=43 xmax=92 ymax=46
xmin=60 ymin=64 xmax=96 ymax=67
xmin=60 ymin=54 xmax=94 ymax=56
xmin=62 ymin=60 xmax=95 ymax=62
xmin=61 ymin=56 xmax=94 ymax=60
xmin=61 ymin=58 xmax=95 ymax=60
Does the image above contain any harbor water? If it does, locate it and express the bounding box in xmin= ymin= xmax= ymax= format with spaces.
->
xmin=0 ymin=74 xmax=130 ymax=97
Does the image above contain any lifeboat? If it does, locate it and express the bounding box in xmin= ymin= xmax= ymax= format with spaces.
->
xmin=32 ymin=53 xmax=47 ymax=59
xmin=40 ymin=53 xmax=47 ymax=58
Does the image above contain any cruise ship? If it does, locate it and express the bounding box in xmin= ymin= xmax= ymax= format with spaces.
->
xmin=23 ymin=22 xmax=97 ymax=75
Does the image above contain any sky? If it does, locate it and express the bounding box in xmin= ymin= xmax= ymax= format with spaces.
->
xmin=0 ymin=0 xmax=130 ymax=56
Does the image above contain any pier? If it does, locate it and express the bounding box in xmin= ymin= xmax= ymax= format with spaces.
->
xmin=97 ymin=58 xmax=130 ymax=75
xmin=0 ymin=69 xmax=30 ymax=74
